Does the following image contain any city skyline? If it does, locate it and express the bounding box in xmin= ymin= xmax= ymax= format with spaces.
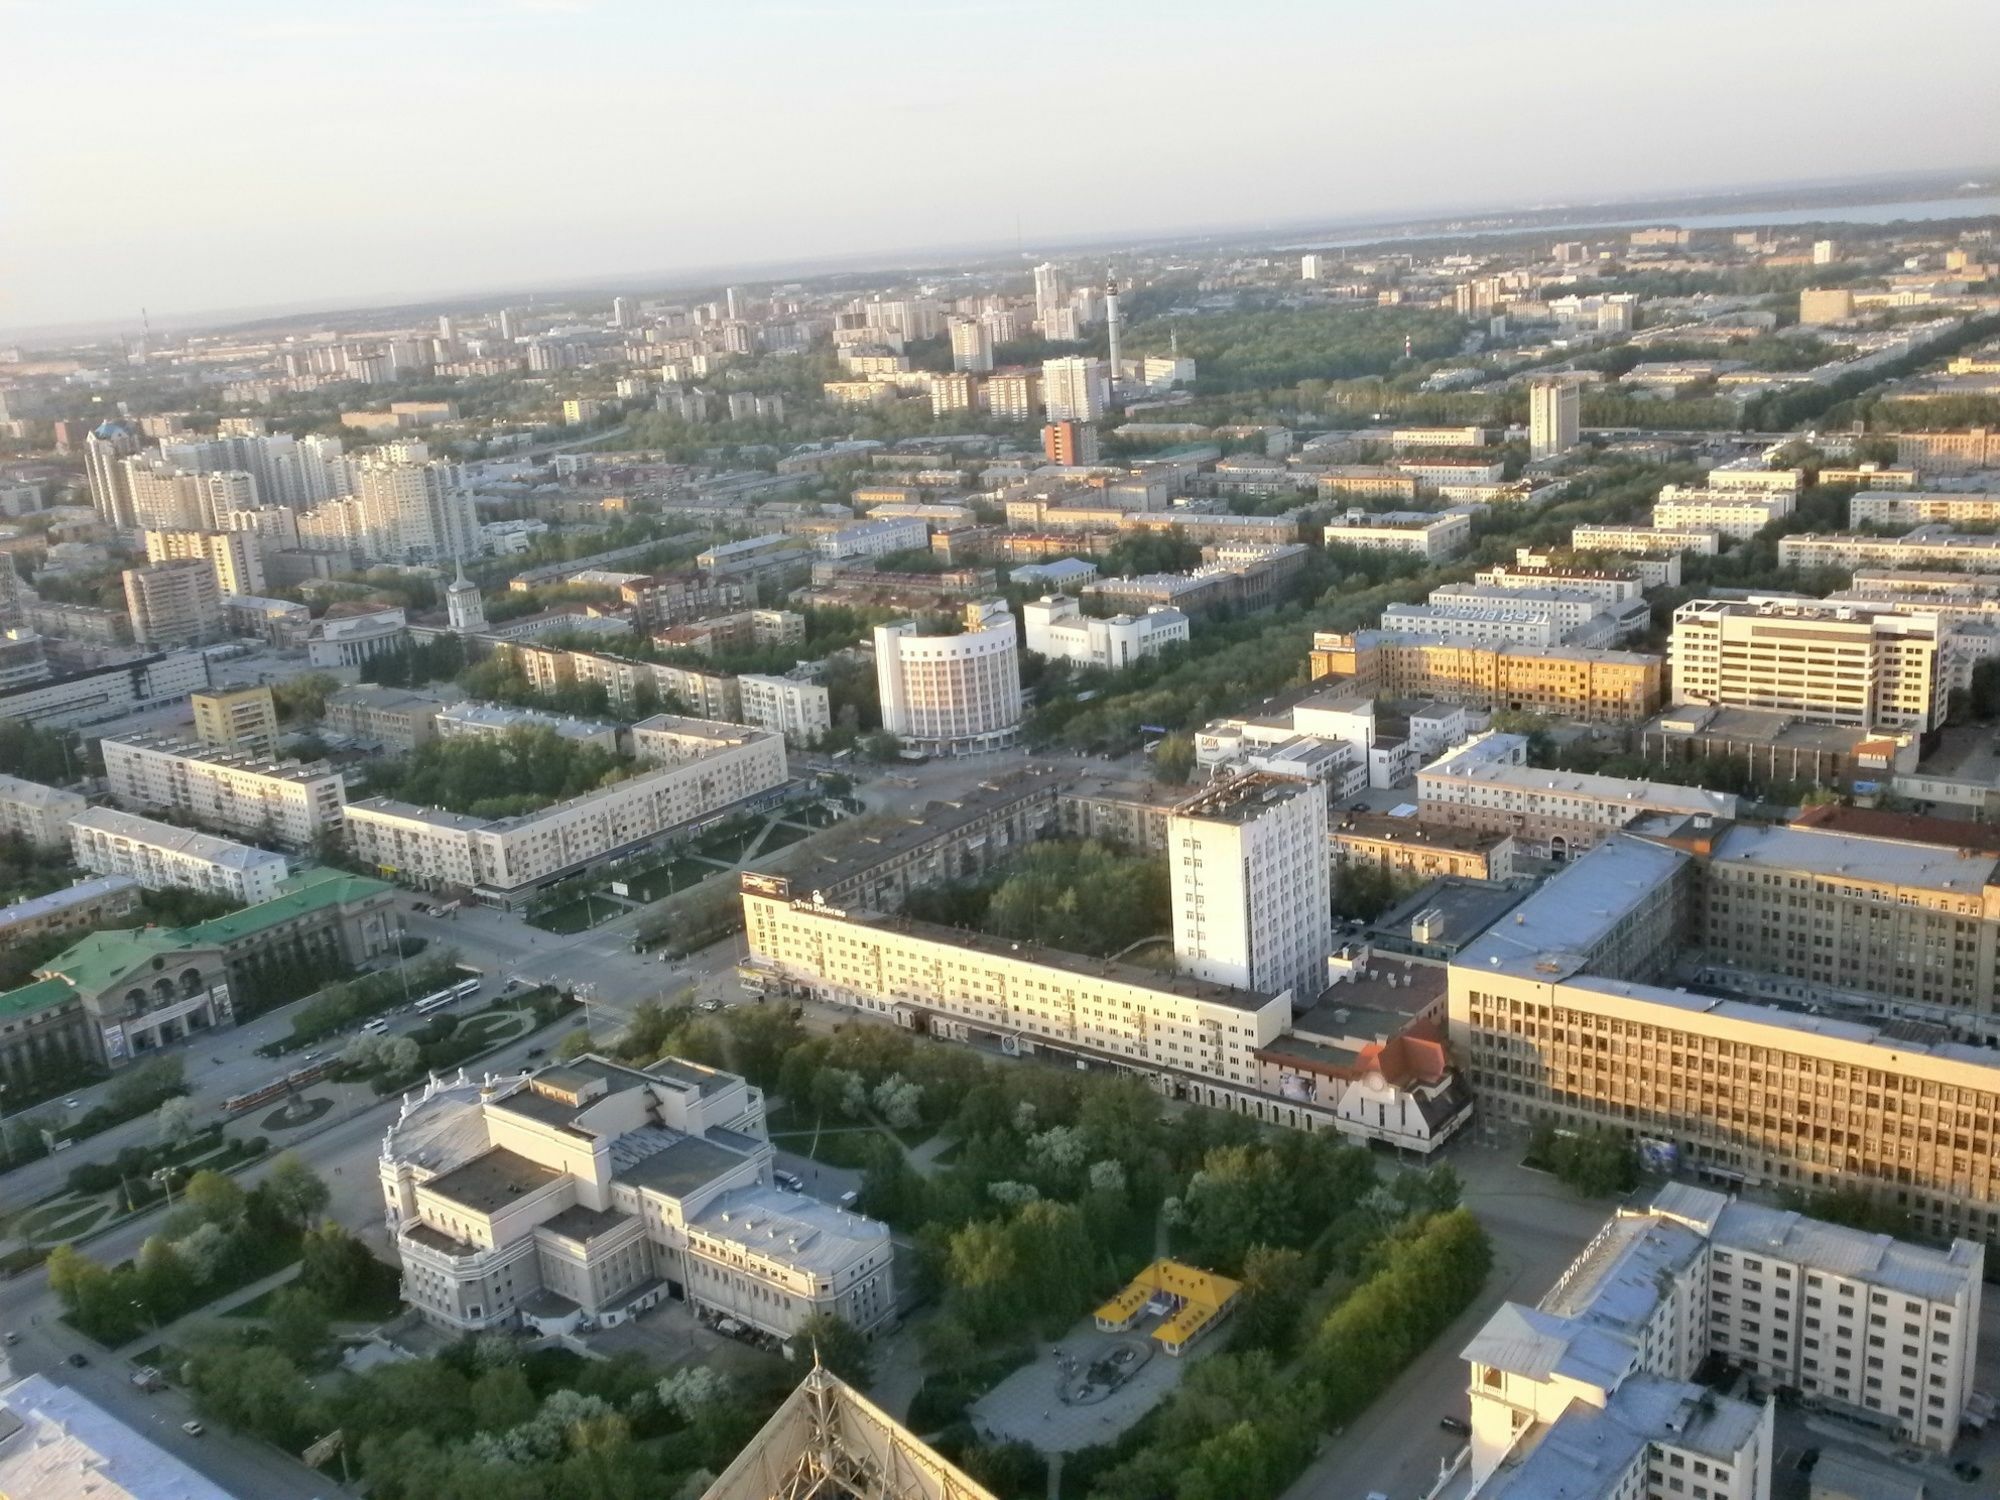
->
xmin=8 ymin=0 xmax=1999 ymax=333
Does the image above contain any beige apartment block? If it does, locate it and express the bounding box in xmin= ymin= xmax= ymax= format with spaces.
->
xmin=1895 ymin=429 xmax=2000 ymax=473
xmin=0 ymin=772 xmax=87 ymax=849
xmin=1323 ymin=507 xmax=1474 ymax=561
xmin=1571 ymin=522 xmax=1722 ymax=558
xmin=740 ymin=873 xmax=1292 ymax=1087
xmin=69 ymin=805 xmax=291 ymax=905
xmin=122 ymin=558 xmax=223 ymax=646
xmin=1417 ymin=732 xmax=1735 ymax=858
xmin=1669 ymin=599 xmax=1949 ymax=732
xmin=344 ymin=721 xmax=786 ymax=900
xmin=191 ymin=685 xmax=279 ymax=757
xmin=144 ymin=527 xmax=265 ymax=597
xmin=1780 ymin=530 xmax=2000 ymax=574
xmin=100 ymin=734 xmax=345 ymax=848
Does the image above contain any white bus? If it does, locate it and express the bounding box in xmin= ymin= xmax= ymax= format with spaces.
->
xmin=414 ymin=977 xmax=482 ymax=1015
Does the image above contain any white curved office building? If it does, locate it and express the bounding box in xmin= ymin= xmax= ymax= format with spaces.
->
xmin=873 ymin=601 xmax=1023 ymax=756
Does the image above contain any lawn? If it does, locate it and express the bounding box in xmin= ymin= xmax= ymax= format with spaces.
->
xmin=16 ymin=1198 xmax=110 ymax=1241
xmin=527 ymin=892 xmax=624 ymax=933
xmin=766 ymin=1101 xmax=922 ymax=1170
xmin=692 ymin=825 xmax=762 ymax=863
xmin=224 ymin=1254 xmax=403 ymax=1323
xmin=456 ymin=1010 xmax=530 ymax=1048
xmin=617 ymin=857 xmax=714 ymax=903
xmin=758 ymin=821 xmax=813 ymax=853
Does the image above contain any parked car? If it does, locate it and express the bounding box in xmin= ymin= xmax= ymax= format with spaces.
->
xmin=63 ymin=1097 xmax=80 ymax=1109
xmin=1439 ymin=1415 xmax=1470 ymax=1436
xmin=1953 ymin=1460 xmax=1983 ymax=1481
xmin=182 ymin=1421 xmax=205 ymax=1437
xmin=65 ymin=1352 xmax=88 ymax=1368
xmin=774 ymin=1170 xmax=804 ymax=1192
xmin=525 ymin=1046 xmax=545 ymax=1059
xmin=839 ymin=1190 xmax=859 ymax=1207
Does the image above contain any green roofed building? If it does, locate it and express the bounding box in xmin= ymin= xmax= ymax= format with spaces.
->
xmin=0 ymin=868 xmax=398 ymax=1078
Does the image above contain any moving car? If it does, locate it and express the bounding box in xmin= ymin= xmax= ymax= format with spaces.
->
xmin=65 ymin=1352 xmax=88 ymax=1368
xmin=182 ymin=1421 xmax=205 ymax=1437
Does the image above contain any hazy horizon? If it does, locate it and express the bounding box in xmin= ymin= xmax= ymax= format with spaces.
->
xmin=9 ymin=0 xmax=2000 ymax=337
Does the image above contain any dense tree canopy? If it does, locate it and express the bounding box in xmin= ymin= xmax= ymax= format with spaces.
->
xmin=901 ymin=839 xmax=1169 ymax=957
xmin=368 ymin=725 xmax=634 ymax=818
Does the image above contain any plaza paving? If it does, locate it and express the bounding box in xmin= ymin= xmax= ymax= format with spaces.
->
xmin=969 ymin=1313 xmax=1208 ymax=1454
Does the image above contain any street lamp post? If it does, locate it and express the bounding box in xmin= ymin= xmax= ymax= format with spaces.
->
xmin=395 ymin=918 xmax=413 ymax=1004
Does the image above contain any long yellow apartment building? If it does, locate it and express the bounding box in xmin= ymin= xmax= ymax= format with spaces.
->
xmin=1310 ymin=630 xmax=1665 ymax=723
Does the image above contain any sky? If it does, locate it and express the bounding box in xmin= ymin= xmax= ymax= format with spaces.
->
xmin=5 ymin=0 xmax=1998 ymax=334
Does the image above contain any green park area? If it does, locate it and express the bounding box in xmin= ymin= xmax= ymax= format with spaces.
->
xmin=578 ymin=995 xmax=1493 ymax=1500
xmin=525 ymin=795 xmax=858 ymax=934
xmin=525 ymin=891 xmax=627 ymax=934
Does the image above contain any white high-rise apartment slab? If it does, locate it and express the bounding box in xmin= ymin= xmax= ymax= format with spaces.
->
xmin=948 ymin=317 xmax=994 ymax=373
xmin=873 ymin=600 xmax=1022 ymax=756
xmin=1170 ymin=771 xmax=1331 ymax=1003
xmin=354 ymin=443 xmax=478 ymax=563
xmin=83 ymin=421 xmax=140 ymax=528
xmin=1813 ymin=239 xmax=1836 ymax=265
xmin=1033 ymin=262 xmax=1069 ymax=333
xmin=1300 ymin=254 xmax=1324 ymax=280
xmin=1528 ymin=377 xmax=1580 ymax=460
xmin=1041 ymin=356 xmax=1107 ymax=421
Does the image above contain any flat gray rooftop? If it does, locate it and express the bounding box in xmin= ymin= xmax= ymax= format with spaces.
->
xmin=1712 ymin=1199 xmax=1980 ymax=1302
xmin=619 ymin=1134 xmax=747 ymax=1199
xmin=1455 ymin=835 xmax=1688 ymax=981
xmin=424 ymin=1146 xmax=563 ymax=1214
xmin=1708 ymin=821 xmax=2000 ymax=894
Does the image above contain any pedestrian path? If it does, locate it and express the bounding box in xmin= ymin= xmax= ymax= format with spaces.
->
xmin=112 ymin=1261 xmax=300 ymax=1363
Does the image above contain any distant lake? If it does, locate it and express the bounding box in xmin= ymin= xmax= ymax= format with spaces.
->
xmin=1287 ymin=195 xmax=2000 ymax=251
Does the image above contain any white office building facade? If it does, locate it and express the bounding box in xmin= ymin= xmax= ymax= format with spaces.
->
xmin=1169 ymin=771 xmax=1332 ymax=1004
